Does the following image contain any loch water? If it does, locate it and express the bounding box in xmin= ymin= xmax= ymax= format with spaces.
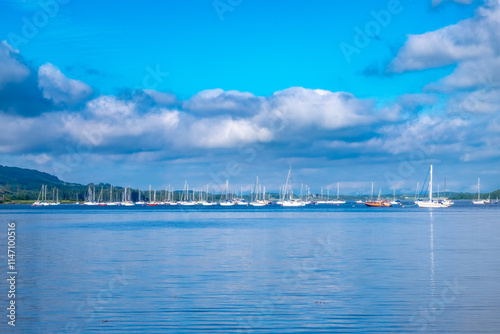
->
xmin=0 ymin=201 xmax=499 ymax=333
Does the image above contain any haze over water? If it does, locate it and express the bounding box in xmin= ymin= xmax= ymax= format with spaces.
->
xmin=1 ymin=202 xmax=499 ymax=333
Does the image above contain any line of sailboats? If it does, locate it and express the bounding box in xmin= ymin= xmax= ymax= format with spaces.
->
xmin=31 ymin=165 xmax=498 ymax=208
xmin=32 ymin=185 xmax=60 ymax=206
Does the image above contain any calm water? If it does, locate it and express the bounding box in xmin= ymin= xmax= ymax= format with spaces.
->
xmin=0 ymin=201 xmax=499 ymax=333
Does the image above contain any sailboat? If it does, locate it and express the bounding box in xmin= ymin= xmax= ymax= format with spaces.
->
xmin=365 ymin=185 xmax=392 ymax=207
xmin=201 ymin=184 xmax=217 ymax=206
xmin=219 ymin=180 xmax=237 ymax=206
xmin=121 ymin=187 xmax=135 ymax=206
xmin=390 ymin=187 xmax=401 ymax=205
xmin=135 ymin=188 xmax=146 ymax=205
xmin=472 ymin=178 xmax=491 ymax=205
xmin=250 ymin=176 xmax=268 ymax=206
xmin=106 ymin=185 xmax=118 ymax=206
xmin=328 ymin=182 xmax=346 ymax=204
xmin=32 ymin=185 xmax=50 ymax=206
xmin=97 ymin=186 xmax=106 ymax=206
xmin=282 ymin=166 xmax=306 ymax=207
xmin=179 ymin=181 xmax=197 ymax=205
xmin=84 ymin=185 xmax=98 ymax=205
xmin=315 ymin=187 xmax=328 ymax=204
xmin=237 ymin=186 xmax=248 ymax=205
xmin=146 ymin=185 xmax=159 ymax=206
xmin=416 ymin=165 xmax=452 ymax=208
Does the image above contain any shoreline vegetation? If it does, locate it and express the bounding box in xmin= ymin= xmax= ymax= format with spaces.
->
xmin=1 ymin=165 xmax=499 ymax=205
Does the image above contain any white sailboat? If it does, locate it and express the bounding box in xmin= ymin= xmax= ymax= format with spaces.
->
xmin=250 ymin=176 xmax=267 ymax=206
xmin=49 ymin=187 xmax=60 ymax=205
xmin=201 ymin=184 xmax=217 ymax=206
xmin=390 ymin=187 xmax=401 ymax=205
xmin=179 ymin=181 xmax=197 ymax=206
xmin=106 ymin=185 xmax=118 ymax=206
xmin=219 ymin=180 xmax=236 ymax=206
xmin=135 ymin=188 xmax=146 ymax=205
xmin=328 ymin=182 xmax=346 ymax=204
xmin=282 ymin=166 xmax=306 ymax=207
xmin=32 ymin=185 xmax=50 ymax=206
xmin=121 ymin=187 xmax=135 ymax=206
xmin=416 ymin=165 xmax=452 ymax=208
xmin=315 ymin=187 xmax=328 ymax=204
xmin=237 ymin=186 xmax=248 ymax=205
xmin=84 ymin=185 xmax=98 ymax=205
xmin=472 ymin=178 xmax=491 ymax=205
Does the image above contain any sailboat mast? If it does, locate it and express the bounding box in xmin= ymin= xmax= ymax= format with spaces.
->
xmin=429 ymin=164 xmax=433 ymax=201
xmin=337 ymin=182 xmax=340 ymax=200
xmin=477 ymin=178 xmax=480 ymax=200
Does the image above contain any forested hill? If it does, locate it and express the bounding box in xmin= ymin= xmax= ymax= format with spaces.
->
xmin=0 ymin=165 xmax=80 ymax=191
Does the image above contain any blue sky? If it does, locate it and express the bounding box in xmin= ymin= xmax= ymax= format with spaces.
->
xmin=1 ymin=0 xmax=499 ymax=194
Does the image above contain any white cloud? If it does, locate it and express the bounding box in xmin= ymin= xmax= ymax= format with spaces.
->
xmin=389 ymin=2 xmax=500 ymax=74
xmin=188 ymin=118 xmax=273 ymax=148
xmin=183 ymin=89 xmax=263 ymax=116
xmin=143 ymin=89 xmax=178 ymax=105
xmin=379 ymin=115 xmax=469 ymax=155
xmin=0 ymin=41 xmax=30 ymax=89
xmin=265 ymin=87 xmax=380 ymax=130
xmin=86 ymin=95 xmax=135 ymax=119
xmin=38 ymin=63 xmax=93 ymax=105
xmin=432 ymin=0 xmax=474 ymax=7
xmin=447 ymin=88 xmax=500 ymax=113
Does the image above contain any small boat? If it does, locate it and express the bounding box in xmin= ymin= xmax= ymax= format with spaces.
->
xmin=250 ymin=176 xmax=268 ymax=207
xmin=355 ymin=200 xmax=365 ymax=204
xmin=121 ymin=187 xmax=135 ymax=206
xmin=32 ymin=185 xmax=50 ymax=206
xmin=390 ymin=187 xmax=401 ymax=205
xmin=365 ymin=185 xmax=392 ymax=207
xmin=219 ymin=201 xmax=237 ymax=206
xmin=472 ymin=178 xmax=491 ymax=205
xmin=135 ymin=189 xmax=146 ymax=205
xmin=281 ymin=166 xmax=306 ymax=207
xmin=327 ymin=183 xmax=346 ymax=204
xmin=84 ymin=186 xmax=98 ymax=205
xmin=365 ymin=200 xmax=392 ymax=207
xmin=416 ymin=165 xmax=452 ymax=208
xmin=282 ymin=200 xmax=306 ymax=207
xmin=219 ymin=180 xmax=237 ymax=206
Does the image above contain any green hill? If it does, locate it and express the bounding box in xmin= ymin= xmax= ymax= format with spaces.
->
xmin=0 ymin=165 xmax=83 ymax=202
xmin=0 ymin=165 xmax=72 ymax=190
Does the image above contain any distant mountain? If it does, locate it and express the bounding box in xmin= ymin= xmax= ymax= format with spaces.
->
xmin=0 ymin=165 xmax=80 ymax=192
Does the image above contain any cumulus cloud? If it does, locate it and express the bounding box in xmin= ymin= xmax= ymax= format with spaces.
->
xmin=0 ymin=41 xmax=30 ymax=89
xmin=265 ymin=87 xmax=380 ymax=130
xmin=143 ymin=89 xmax=178 ymax=106
xmin=38 ymin=63 xmax=93 ymax=106
xmin=389 ymin=2 xmax=500 ymax=74
xmin=183 ymin=89 xmax=263 ymax=116
xmin=447 ymin=88 xmax=500 ymax=113
xmin=396 ymin=93 xmax=439 ymax=112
